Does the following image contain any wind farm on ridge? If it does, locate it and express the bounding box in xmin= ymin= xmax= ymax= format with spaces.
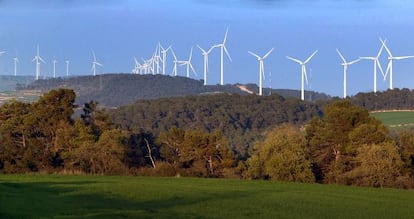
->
xmin=1 ymin=29 xmax=413 ymax=101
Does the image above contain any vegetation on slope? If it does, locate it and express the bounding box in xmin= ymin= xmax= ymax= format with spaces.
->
xmin=19 ymin=74 xmax=330 ymax=107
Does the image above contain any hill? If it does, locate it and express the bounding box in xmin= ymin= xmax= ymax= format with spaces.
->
xmin=18 ymin=74 xmax=331 ymax=107
xmin=0 ymin=75 xmax=35 ymax=91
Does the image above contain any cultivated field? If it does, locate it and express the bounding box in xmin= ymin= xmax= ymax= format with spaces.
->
xmin=1 ymin=175 xmax=413 ymax=218
xmin=371 ymin=111 xmax=414 ymax=130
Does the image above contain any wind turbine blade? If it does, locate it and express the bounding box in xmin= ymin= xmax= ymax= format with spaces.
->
xmin=286 ymin=56 xmax=303 ymax=64
xmin=207 ymin=45 xmax=216 ymax=54
xmin=189 ymin=47 xmax=193 ymax=61
xmin=92 ymin=50 xmax=97 ymax=61
xmin=96 ymin=62 xmax=103 ymax=67
xmin=377 ymin=42 xmax=385 ymax=58
xmin=395 ymin=56 xmax=414 ymax=60
xmin=190 ymin=63 xmax=197 ymax=76
xmin=223 ymin=28 xmax=228 ymax=44
xmin=336 ymin=48 xmax=347 ymax=63
xmin=384 ymin=62 xmax=391 ymax=80
xmin=197 ymin=45 xmax=206 ymax=53
xmin=263 ymin=48 xmax=274 ymax=59
xmin=303 ymin=67 xmax=308 ymax=85
xmin=170 ymin=48 xmax=177 ymax=60
xmin=359 ymin=56 xmax=375 ymax=60
xmin=223 ymin=46 xmax=232 ymax=62
xmin=348 ymin=58 xmax=360 ymax=65
xmin=377 ymin=60 xmax=385 ymax=77
xmin=379 ymin=38 xmax=392 ymax=57
xmin=39 ymin=57 xmax=46 ymax=64
xmin=304 ymin=50 xmax=318 ymax=64
xmin=248 ymin=51 xmax=261 ymax=60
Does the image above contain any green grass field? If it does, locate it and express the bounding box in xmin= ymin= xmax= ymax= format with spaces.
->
xmin=1 ymin=175 xmax=414 ymax=218
xmin=371 ymin=111 xmax=414 ymax=130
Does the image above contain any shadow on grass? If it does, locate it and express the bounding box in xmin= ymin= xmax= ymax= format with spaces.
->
xmin=0 ymin=180 xmax=251 ymax=218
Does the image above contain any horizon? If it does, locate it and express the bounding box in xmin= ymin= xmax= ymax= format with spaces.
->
xmin=1 ymin=0 xmax=414 ymax=97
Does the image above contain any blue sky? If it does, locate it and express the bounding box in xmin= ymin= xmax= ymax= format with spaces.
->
xmin=1 ymin=0 xmax=414 ymax=97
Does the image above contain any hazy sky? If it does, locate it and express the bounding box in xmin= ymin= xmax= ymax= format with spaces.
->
xmin=1 ymin=0 xmax=414 ymax=97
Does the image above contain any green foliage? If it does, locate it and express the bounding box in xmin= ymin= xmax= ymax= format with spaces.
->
xmin=111 ymin=93 xmax=322 ymax=158
xmin=306 ymin=100 xmax=392 ymax=183
xmin=247 ymin=124 xmax=314 ymax=182
xmin=2 ymin=175 xmax=414 ymax=218
xmin=158 ymin=127 xmax=235 ymax=177
xmin=344 ymin=142 xmax=403 ymax=188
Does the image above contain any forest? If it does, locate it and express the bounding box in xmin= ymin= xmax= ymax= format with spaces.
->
xmin=1 ymin=88 xmax=414 ymax=189
xmin=19 ymin=74 xmax=331 ymax=107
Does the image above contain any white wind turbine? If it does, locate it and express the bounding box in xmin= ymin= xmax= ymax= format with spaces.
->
xmin=179 ymin=47 xmax=197 ymax=78
xmin=336 ymin=49 xmax=360 ymax=98
xmin=53 ymin=59 xmax=57 ymax=78
xmin=160 ymin=44 xmax=171 ymax=75
xmin=65 ymin=60 xmax=70 ymax=77
xmin=248 ymin=48 xmax=274 ymax=96
xmin=13 ymin=57 xmax=18 ymax=76
xmin=170 ymin=48 xmax=179 ymax=76
xmin=214 ymin=28 xmax=232 ymax=85
xmin=198 ymin=45 xmax=216 ymax=86
xmin=32 ymin=45 xmax=45 ymax=80
xmin=380 ymin=38 xmax=414 ymax=90
xmin=360 ymin=42 xmax=385 ymax=93
xmin=286 ymin=50 xmax=318 ymax=101
xmin=91 ymin=50 xmax=102 ymax=76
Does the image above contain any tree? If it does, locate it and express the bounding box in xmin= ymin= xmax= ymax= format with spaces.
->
xmin=306 ymin=100 xmax=391 ymax=183
xmin=247 ymin=124 xmax=314 ymax=182
xmin=158 ymin=127 xmax=235 ymax=177
xmin=344 ymin=142 xmax=403 ymax=188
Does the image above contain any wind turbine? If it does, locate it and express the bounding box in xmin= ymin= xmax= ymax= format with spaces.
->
xmin=214 ymin=28 xmax=232 ymax=85
xmin=360 ymin=42 xmax=385 ymax=93
xmin=179 ymin=47 xmax=197 ymax=78
xmin=336 ymin=49 xmax=360 ymax=98
xmin=286 ymin=50 xmax=318 ymax=101
xmin=248 ymin=48 xmax=274 ymax=96
xmin=13 ymin=57 xmax=18 ymax=76
xmin=198 ymin=45 xmax=216 ymax=85
xmin=160 ymin=44 xmax=171 ymax=75
xmin=170 ymin=48 xmax=179 ymax=76
xmin=91 ymin=50 xmax=102 ymax=76
xmin=32 ymin=45 xmax=45 ymax=80
xmin=53 ymin=59 xmax=57 ymax=78
xmin=380 ymin=38 xmax=414 ymax=90
xmin=65 ymin=60 xmax=70 ymax=77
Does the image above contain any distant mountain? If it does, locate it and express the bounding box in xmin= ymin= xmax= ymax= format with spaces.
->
xmin=18 ymin=74 xmax=331 ymax=107
xmin=0 ymin=75 xmax=35 ymax=91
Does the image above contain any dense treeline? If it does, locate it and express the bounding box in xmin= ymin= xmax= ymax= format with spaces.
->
xmin=351 ymin=88 xmax=414 ymax=111
xmin=1 ymin=89 xmax=414 ymax=189
xmin=109 ymin=93 xmax=322 ymax=158
xmin=19 ymin=74 xmax=330 ymax=107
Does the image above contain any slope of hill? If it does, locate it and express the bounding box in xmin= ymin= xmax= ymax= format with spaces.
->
xmin=0 ymin=75 xmax=35 ymax=91
xmin=19 ymin=74 xmax=331 ymax=107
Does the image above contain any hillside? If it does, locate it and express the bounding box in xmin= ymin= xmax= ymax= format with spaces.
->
xmin=0 ymin=75 xmax=35 ymax=91
xmin=19 ymin=74 xmax=331 ymax=107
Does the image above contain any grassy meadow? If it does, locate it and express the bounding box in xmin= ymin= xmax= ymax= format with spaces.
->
xmin=371 ymin=111 xmax=414 ymax=130
xmin=1 ymin=175 xmax=414 ymax=218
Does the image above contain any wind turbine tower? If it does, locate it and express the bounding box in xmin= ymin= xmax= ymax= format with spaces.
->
xmin=32 ymin=45 xmax=45 ymax=80
xmin=13 ymin=57 xmax=18 ymax=76
xmin=380 ymin=38 xmax=414 ymax=90
xmin=248 ymin=48 xmax=274 ymax=96
xmin=360 ymin=42 xmax=385 ymax=93
xmin=160 ymin=45 xmax=171 ymax=75
xmin=66 ymin=60 xmax=69 ymax=77
xmin=170 ymin=48 xmax=179 ymax=76
xmin=336 ymin=49 xmax=360 ymax=98
xmin=179 ymin=47 xmax=197 ymax=78
xmin=286 ymin=50 xmax=318 ymax=101
xmin=198 ymin=45 xmax=216 ymax=85
xmin=91 ymin=50 xmax=103 ymax=76
xmin=214 ymin=28 xmax=232 ymax=85
xmin=53 ymin=59 xmax=57 ymax=78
